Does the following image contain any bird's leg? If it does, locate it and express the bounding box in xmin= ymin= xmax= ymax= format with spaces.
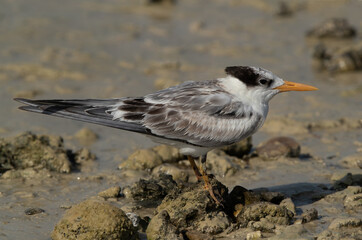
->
xmin=199 ymin=154 xmax=222 ymax=205
xmin=187 ymin=156 xmax=202 ymax=181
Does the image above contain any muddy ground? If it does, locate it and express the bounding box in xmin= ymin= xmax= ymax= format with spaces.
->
xmin=0 ymin=0 xmax=361 ymax=239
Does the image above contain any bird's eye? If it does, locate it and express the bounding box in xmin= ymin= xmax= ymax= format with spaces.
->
xmin=259 ymin=79 xmax=268 ymax=85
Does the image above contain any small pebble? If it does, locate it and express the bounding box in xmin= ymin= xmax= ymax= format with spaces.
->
xmin=25 ymin=207 xmax=45 ymax=215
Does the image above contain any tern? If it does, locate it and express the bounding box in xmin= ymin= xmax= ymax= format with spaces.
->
xmin=14 ymin=66 xmax=318 ymax=204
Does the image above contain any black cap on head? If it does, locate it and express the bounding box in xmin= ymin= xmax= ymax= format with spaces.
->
xmin=225 ymin=66 xmax=260 ymax=87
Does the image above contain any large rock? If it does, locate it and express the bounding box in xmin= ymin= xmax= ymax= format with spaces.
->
xmin=0 ymin=132 xmax=71 ymax=174
xmin=52 ymin=199 xmax=138 ymax=240
xmin=0 ymin=132 xmax=95 ymax=178
xmin=146 ymin=179 xmax=229 ymax=239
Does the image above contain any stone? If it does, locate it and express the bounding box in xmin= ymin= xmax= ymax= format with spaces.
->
xmin=332 ymin=173 xmax=362 ymax=190
xmin=98 ymin=186 xmax=121 ymax=199
xmin=306 ymin=18 xmax=357 ymax=39
xmin=300 ymin=208 xmax=318 ymax=223
xmin=246 ymin=230 xmax=262 ymax=240
xmin=0 ymin=132 xmax=72 ymax=174
xmin=279 ymin=198 xmax=296 ymax=216
xmin=248 ymin=218 xmax=275 ymax=232
xmin=152 ymin=145 xmax=184 ymax=163
xmin=25 ymin=207 xmax=45 ymax=215
xmin=317 ymin=217 xmax=362 ymax=240
xmin=124 ymin=174 xmax=177 ymax=205
xmin=146 ymin=210 xmax=183 ymax=240
xmin=236 ymin=202 xmax=294 ymax=228
xmin=119 ymin=145 xmax=184 ymax=171
xmin=0 ymin=132 xmax=96 ymax=177
xmin=147 ymin=179 xmax=229 ymax=236
xmin=221 ymin=137 xmax=252 ymax=158
xmin=119 ymin=148 xmax=162 ymax=170
xmin=196 ymin=211 xmax=230 ymax=235
xmin=344 ymin=192 xmax=362 ymax=210
xmin=340 ymin=154 xmax=362 ymax=169
xmin=206 ymin=150 xmax=243 ymax=177
xmin=152 ymin=163 xmax=189 ymax=182
xmin=52 ymin=199 xmax=138 ymax=240
xmin=255 ymin=137 xmax=300 ymax=160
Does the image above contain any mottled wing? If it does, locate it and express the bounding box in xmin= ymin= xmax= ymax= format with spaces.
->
xmin=111 ymin=80 xmax=259 ymax=147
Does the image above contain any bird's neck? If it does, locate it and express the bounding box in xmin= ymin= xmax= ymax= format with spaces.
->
xmin=218 ymin=76 xmax=270 ymax=117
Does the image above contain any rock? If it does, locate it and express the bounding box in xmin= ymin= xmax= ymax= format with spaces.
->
xmin=317 ymin=217 xmax=362 ymax=240
xmin=123 ymin=174 xmax=177 ymax=205
xmin=324 ymin=186 xmax=362 ymax=205
xmin=246 ymin=230 xmax=262 ymax=240
xmin=0 ymin=132 xmax=96 ymax=177
xmin=152 ymin=145 xmax=184 ymax=163
xmin=98 ymin=186 xmax=121 ymax=199
xmin=300 ymin=208 xmax=318 ymax=223
xmin=184 ymin=230 xmax=214 ymax=240
xmin=340 ymin=153 xmax=362 ymax=169
xmin=311 ymin=43 xmax=362 ymax=72
xmin=306 ymin=18 xmax=356 ymax=38
xmin=236 ymin=202 xmax=294 ymax=228
xmin=196 ymin=211 xmax=230 ymax=235
xmin=206 ymin=150 xmax=244 ymax=177
xmin=248 ymin=218 xmax=275 ymax=232
xmin=258 ymin=191 xmax=286 ymax=204
xmin=73 ymin=148 xmax=96 ymax=165
xmin=74 ymin=128 xmax=98 ymax=146
xmin=52 ymin=199 xmax=138 ymax=240
xmin=221 ymin=137 xmax=252 ymax=158
xmin=0 ymin=132 xmax=72 ymax=174
xmin=332 ymin=173 xmax=362 ymax=190
xmin=147 ymin=179 xmax=229 ymax=237
xmin=146 ymin=210 xmax=183 ymax=240
xmin=279 ymin=198 xmax=296 ymax=216
xmin=344 ymin=192 xmax=362 ymax=211
xmin=152 ymin=163 xmax=189 ymax=182
xmin=119 ymin=145 xmax=184 ymax=171
xmin=269 ymin=224 xmax=309 ymax=240
xmin=329 ymin=217 xmax=362 ymax=230
xmin=24 ymin=207 xmax=45 ymax=215
xmin=119 ymin=148 xmax=163 ymax=171
xmin=1 ymin=168 xmax=52 ymax=179
xmin=255 ymin=137 xmax=300 ymax=160
xmin=225 ymin=186 xmax=262 ymax=217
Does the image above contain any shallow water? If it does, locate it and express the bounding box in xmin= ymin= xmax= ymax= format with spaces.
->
xmin=0 ymin=0 xmax=361 ymax=239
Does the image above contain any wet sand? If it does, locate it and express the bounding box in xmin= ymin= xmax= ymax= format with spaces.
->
xmin=0 ymin=0 xmax=361 ymax=239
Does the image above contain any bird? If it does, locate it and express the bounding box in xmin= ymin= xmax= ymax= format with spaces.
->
xmin=14 ymin=66 xmax=318 ymax=205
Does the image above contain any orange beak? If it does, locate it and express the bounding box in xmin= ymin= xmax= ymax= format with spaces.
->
xmin=274 ymin=81 xmax=318 ymax=92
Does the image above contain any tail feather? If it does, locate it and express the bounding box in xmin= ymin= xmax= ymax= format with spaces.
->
xmin=14 ymin=98 xmax=149 ymax=134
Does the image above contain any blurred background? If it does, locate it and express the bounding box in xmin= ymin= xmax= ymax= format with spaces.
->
xmin=0 ymin=0 xmax=361 ymax=239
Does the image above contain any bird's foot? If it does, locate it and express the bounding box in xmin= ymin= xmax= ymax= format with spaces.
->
xmin=202 ymin=174 xmax=224 ymax=206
